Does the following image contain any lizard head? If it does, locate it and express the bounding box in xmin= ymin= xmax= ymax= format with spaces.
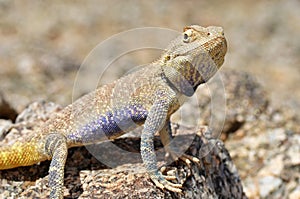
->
xmin=161 ymin=25 xmax=227 ymax=96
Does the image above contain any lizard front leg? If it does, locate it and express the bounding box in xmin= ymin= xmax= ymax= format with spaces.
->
xmin=140 ymin=89 xmax=182 ymax=193
xmin=44 ymin=133 xmax=68 ymax=199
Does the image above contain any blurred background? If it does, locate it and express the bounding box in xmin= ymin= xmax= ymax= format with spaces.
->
xmin=0 ymin=1 xmax=299 ymax=198
xmin=0 ymin=0 xmax=299 ymax=112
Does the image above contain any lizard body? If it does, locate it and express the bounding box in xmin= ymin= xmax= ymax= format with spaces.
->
xmin=0 ymin=25 xmax=227 ymax=198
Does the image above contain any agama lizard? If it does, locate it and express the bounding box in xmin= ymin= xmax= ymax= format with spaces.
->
xmin=0 ymin=25 xmax=227 ymax=198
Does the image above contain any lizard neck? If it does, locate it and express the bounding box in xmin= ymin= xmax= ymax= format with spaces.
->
xmin=160 ymin=57 xmax=208 ymax=97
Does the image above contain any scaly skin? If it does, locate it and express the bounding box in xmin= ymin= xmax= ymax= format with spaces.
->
xmin=0 ymin=25 xmax=227 ymax=198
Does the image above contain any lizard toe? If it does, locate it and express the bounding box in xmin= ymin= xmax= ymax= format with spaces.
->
xmin=149 ymin=171 xmax=182 ymax=193
xmin=179 ymin=154 xmax=201 ymax=167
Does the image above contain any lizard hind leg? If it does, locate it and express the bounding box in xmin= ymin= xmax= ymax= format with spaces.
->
xmin=44 ymin=133 xmax=68 ymax=199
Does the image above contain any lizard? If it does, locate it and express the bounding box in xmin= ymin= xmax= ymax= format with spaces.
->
xmin=0 ymin=25 xmax=227 ymax=198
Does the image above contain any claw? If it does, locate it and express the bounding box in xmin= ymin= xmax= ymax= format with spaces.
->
xmin=164 ymin=169 xmax=177 ymax=180
xmin=164 ymin=175 xmax=177 ymax=180
xmin=149 ymin=171 xmax=183 ymax=193
xmin=164 ymin=184 xmax=182 ymax=193
xmin=160 ymin=166 xmax=167 ymax=173
xmin=165 ymin=180 xmax=182 ymax=188
xmin=179 ymin=154 xmax=201 ymax=167
xmin=152 ymin=178 xmax=165 ymax=190
xmin=160 ymin=166 xmax=178 ymax=180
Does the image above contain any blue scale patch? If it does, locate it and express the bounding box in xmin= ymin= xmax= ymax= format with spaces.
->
xmin=69 ymin=104 xmax=148 ymax=144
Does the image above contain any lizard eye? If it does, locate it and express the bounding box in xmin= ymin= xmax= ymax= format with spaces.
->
xmin=183 ymin=29 xmax=193 ymax=43
xmin=183 ymin=33 xmax=188 ymax=41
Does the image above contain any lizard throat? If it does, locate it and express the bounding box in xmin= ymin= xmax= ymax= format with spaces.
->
xmin=162 ymin=61 xmax=205 ymax=97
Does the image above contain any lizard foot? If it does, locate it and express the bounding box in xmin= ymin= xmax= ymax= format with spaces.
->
xmin=149 ymin=170 xmax=182 ymax=193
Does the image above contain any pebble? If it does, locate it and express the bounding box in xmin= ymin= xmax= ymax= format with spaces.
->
xmin=258 ymin=154 xmax=284 ymax=176
xmin=259 ymin=176 xmax=282 ymax=198
xmin=289 ymin=186 xmax=300 ymax=199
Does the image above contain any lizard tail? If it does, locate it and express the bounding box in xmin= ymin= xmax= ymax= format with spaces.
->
xmin=0 ymin=141 xmax=48 ymax=170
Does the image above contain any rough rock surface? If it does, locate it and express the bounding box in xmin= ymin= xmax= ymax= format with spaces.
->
xmin=0 ymin=70 xmax=299 ymax=198
xmin=0 ymin=101 xmax=246 ymax=198
xmin=0 ymin=94 xmax=17 ymax=122
xmin=197 ymin=70 xmax=300 ymax=198
xmin=0 ymin=1 xmax=299 ymax=198
xmin=166 ymin=69 xmax=300 ymax=198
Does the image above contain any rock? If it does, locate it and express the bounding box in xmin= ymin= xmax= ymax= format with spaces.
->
xmin=172 ymin=69 xmax=269 ymax=140
xmin=15 ymin=100 xmax=62 ymax=124
xmin=0 ymin=102 xmax=247 ymax=198
xmin=205 ymin=70 xmax=300 ymax=199
xmin=289 ymin=186 xmax=300 ymax=199
xmin=0 ymin=119 xmax=12 ymax=140
xmin=285 ymin=134 xmax=300 ymax=166
xmin=0 ymin=101 xmax=62 ymax=145
xmin=259 ymin=176 xmax=282 ymax=198
xmin=0 ymin=93 xmax=18 ymax=122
